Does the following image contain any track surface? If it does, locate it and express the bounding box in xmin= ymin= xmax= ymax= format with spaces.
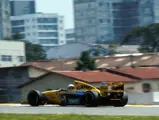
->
xmin=0 ymin=104 xmax=159 ymax=116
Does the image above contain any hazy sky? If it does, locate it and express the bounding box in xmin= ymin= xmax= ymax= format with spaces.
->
xmin=36 ymin=0 xmax=74 ymax=29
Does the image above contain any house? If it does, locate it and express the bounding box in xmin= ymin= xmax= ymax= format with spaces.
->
xmin=17 ymin=70 xmax=136 ymax=102
xmin=105 ymin=67 xmax=159 ymax=93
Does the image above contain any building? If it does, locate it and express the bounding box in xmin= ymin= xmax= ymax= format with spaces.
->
xmin=65 ymin=29 xmax=75 ymax=44
xmin=73 ymin=0 xmax=154 ymax=44
xmin=10 ymin=0 xmax=36 ymax=16
xmin=0 ymin=40 xmax=26 ymax=67
xmin=11 ymin=13 xmax=66 ymax=51
xmin=0 ymin=0 xmax=11 ymax=39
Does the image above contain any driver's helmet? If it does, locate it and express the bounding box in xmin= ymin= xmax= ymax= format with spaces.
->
xmin=67 ymin=84 xmax=74 ymax=90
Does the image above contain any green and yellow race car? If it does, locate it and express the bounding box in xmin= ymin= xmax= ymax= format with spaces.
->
xmin=26 ymin=80 xmax=128 ymax=107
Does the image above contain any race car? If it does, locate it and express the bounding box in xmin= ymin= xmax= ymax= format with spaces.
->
xmin=26 ymin=80 xmax=128 ymax=107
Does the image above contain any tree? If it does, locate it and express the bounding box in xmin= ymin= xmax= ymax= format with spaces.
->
xmin=108 ymin=43 xmax=118 ymax=55
xmin=75 ymin=51 xmax=96 ymax=70
xmin=7 ymin=33 xmax=47 ymax=61
xmin=25 ymin=41 xmax=47 ymax=61
xmin=88 ymin=48 xmax=101 ymax=56
xmin=121 ymin=23 xmax=159 ymax=52
xmin=12 ymin=32 xmax=23 ymax=40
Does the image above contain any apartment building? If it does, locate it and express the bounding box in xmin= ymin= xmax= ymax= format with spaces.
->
xmin=11 ymin=13 xmax=66 ymax=51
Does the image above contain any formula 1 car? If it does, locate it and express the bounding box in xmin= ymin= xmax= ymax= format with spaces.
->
xmin=26 ymin=80 xmax=128 ymax=107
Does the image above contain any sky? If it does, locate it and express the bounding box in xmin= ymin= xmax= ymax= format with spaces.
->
xmin=36 ymin=0 xmax=74 ymax=29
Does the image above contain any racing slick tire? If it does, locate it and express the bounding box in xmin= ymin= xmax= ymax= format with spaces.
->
xmin=27 ymin=90 xmax=47 ymax=106
xmin=114 ymin=92 xmax=128 ymax=107
xmin=83 ymin=91 xmax=99 ymax=107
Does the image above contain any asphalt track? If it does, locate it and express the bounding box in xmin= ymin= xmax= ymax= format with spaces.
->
xmin=0 ymin=104 xmax=159 ymax=116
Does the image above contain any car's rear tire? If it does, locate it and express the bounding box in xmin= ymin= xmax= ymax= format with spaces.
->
xmin=83 ymin=91 xmax=99 ymax=107
xmin=114 ymin=92 xmax=128 ymax=107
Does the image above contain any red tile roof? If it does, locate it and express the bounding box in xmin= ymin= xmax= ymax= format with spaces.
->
xmin=19 ymin=53 xmax=159 ymax=71
xmin=106 ymin=67 xmax=159 ymax=79
xmin=54 ymin=71 xmax=136 ymax=83
xmin=17 ymin=71 xmax=136 ymax=88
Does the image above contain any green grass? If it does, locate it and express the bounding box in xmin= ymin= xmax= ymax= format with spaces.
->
xmin=0 ymin=114 xmax=159 ymax=120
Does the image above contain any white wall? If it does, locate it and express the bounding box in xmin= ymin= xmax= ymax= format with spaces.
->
xmin=0 ymin=40 xmax=26 ymax=67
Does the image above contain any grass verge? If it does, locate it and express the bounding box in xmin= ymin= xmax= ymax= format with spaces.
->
xmin=0 ymin=114 xmax=159 ymax=120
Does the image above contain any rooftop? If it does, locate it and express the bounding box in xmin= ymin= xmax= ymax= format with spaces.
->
xmin=106 ymin=67 xmax=159 ymax=79
xmin=17 ymin=71 xmax=136 ymax=88
xmin=19 ymin=53 xmax=159 ymax=71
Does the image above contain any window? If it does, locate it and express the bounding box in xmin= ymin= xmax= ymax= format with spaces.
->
xmin=66 ymin=33 xmax=75 ymax=39
xmin=39 ymin=39 xmax=58 ymax=44
xmin=38 ymin=25 xmax=57 ymax=30
xmin=38 ymin=32 xmax=58 ymax=37
xmin=17 ymin=56 xmax=24 ymax=62
xmin=1 ymin=55 xmax=12 ymax=61
xmin=99 ymin=2 xmax=103 ymax=6
xmin=11 ymin=20 xmax=24 ymax=26
xmin=142 ymin=83 xmax=151 ymax=93
xmin=37 ymin=18 xmax=57 ymax=23
xmin=60 ymin=20 xmax=63 ymax=23
xmin=88 ymin=4 xmax=92 ymax=8
xmin=99 ymin=19 xmax=103 ymax=23
xmin=12 ymin=27 xmax=24 ymax=33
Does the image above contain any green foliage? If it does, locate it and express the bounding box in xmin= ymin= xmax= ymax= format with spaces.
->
xmin=12 ymin=32 xmax=23 ymax=40
xmin=121 ymin=23 xmax=159 ymax=52
xmin=92 ymin=49 xmax=101 ymax=56
xmin=6 ymin=33 xmax=47 ymax=61
xmin=108 ymin=43 xmax=118 ymax=55
xmin=25 ymin=42 xmax=46 ymax=61
xmin=0 ymin=114 xmax=159 ymax=120
xmin=88 ymin=48 xmax=101 ymax=56
xmin=75 ymin=51 xmax=96 ymax=70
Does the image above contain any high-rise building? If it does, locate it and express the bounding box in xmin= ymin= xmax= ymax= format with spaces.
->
xmin=10 ymin=0 xmax=35 ymax=16
xmin=65 ymin=29 xmax=75 ymax=44
xmin=11 ymin=13 xmax=66 ymax=51
xmin=73 ymin=0 xmax=154 ymax=44
xmin=0 ymin=0 xmax=11 ymax=39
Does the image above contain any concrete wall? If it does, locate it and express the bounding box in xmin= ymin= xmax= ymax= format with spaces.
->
xmin=0 ymin=67 xmax=29 ymax=103
xmin=128 ymin=92 xmax=159 ymax=104
xmin=28 ymin=67 xmax=47 ymax=78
